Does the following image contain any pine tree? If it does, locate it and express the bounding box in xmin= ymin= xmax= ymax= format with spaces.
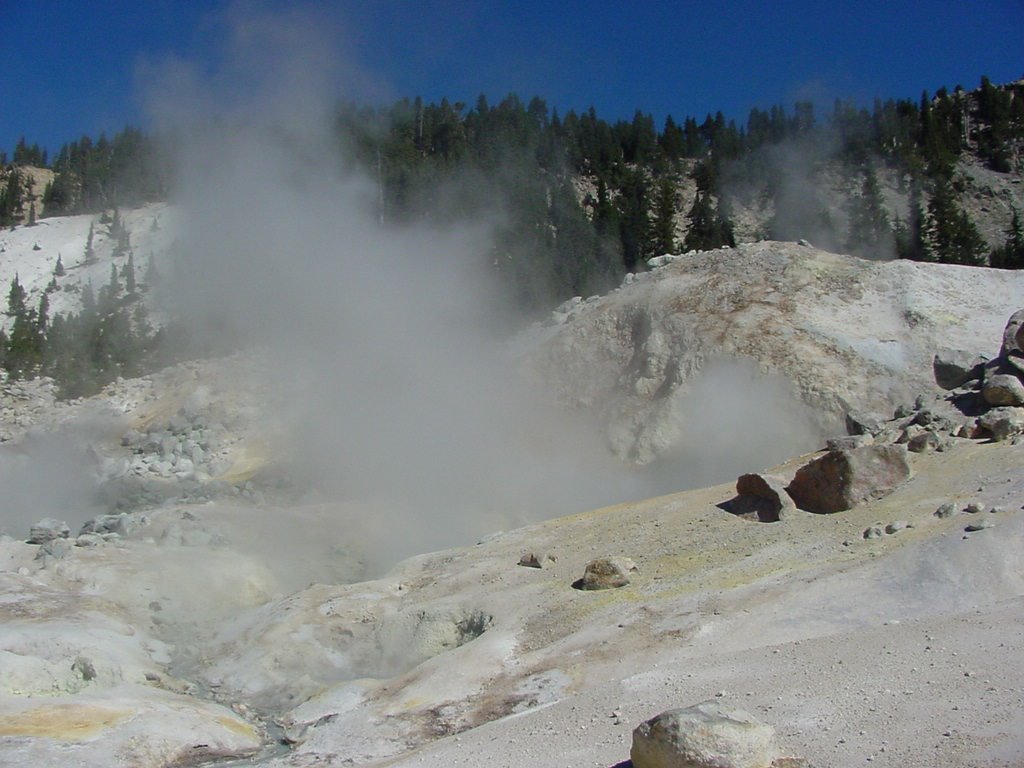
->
xmin=684 ymin=192 xmax=736 ymax=252
xmin=27 ymin=202 xmax=36 ymax=226
xmin=651 ymin=178 xmax=678 ymax=255
xmin=926 ymin=178 xmax=986 ymax=265
xmin=846 ymin=170 xmax=894 ymax=258
xmin=6 ymin=274 xmax=27 ymax=318
xmin=123 ymin=251 xmax=137 ymax=294
xmin=896 ymin=184 xmax=927 ymax=260
xmin=84 ymin=221 xmax=96 ymax=264
xmin=990 ymin=208 xmax=1024 ymax=269
xmin=54 ymin=253 xmax=65 ymax=277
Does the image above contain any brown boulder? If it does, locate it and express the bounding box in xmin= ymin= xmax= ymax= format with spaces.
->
xmin=577 ymin=556 xmax=638 ymax=590
xmin=786 ymin=445 xmax=911 ymax=514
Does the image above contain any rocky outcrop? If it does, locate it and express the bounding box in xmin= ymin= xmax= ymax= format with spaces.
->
xmin=631 ymin=701 xmax=781 ymax=768
xmin=532 ymin=243 xmax=1024 ymax=468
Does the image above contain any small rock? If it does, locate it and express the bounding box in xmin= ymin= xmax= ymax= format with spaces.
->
xmin=518 ymin=553 xmax=543 ymax=569
xmin=825 ymin=435 xmax=873 ymax=451
xmin=863 ymin=526 xmax=884 ymax=540
xmin=907 ymin=431 xmax=943 ymax=454
xmin=577 ymin=557 xmax=638 ymax=590
xmin=885 ymin=521 xmax=910 ymax=534
xmin=965 ymin=502 xmax=985 ymax=514
xmin=933 ymin=503 xmax=957 ymax=519
xmin=965 ymin=521 xmax=994 ymax=532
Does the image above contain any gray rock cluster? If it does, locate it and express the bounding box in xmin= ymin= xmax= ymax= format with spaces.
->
xmin=119 ymin=407 xmax=227 ymax=483
xmin=27 ymin=511 xmax=150 ymax=556
xmin=932 ymin=308 xmax=1024 ymax=441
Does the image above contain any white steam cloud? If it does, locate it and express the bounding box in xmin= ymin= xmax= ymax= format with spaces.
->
xmin=149 ymin=9 xmax=650 ymax=563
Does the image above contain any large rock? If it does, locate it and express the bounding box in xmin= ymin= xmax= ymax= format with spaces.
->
xmin=1000 ymin=309 xmax=1024 ymax=375
xmin=982 ymin=372 xmax=1024 ymax=406
xmin=981 ymin=355 xmax=1024 ymax=406
xmin=734 ymin=473 xmax=797 ymax=522
xmin=978 ymin=407 xmax=1024 ymax=442
xmin=27 ymin=518 xmax=70 ymax=545
xmin=631 ymin=701 xmax=780 ymax=768
xmin=932 ymin=348 xmax=986 ymax=390
xmin=785 ymin=445 xmax=911 ymax=514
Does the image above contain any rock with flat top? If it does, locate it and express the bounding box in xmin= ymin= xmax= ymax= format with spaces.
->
xmin=631 ymin=701 xmax=780 ymax=768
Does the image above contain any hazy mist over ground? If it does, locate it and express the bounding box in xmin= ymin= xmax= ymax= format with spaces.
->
xmin=149 ymin=9 xmax=657 ymax=558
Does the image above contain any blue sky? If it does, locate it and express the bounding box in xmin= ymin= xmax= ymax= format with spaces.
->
xmin=2 ymin=0 xmax=1022 ymax=157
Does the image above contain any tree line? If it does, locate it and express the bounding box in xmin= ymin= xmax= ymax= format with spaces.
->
xmin=3 ymin=76 xmax=1023 ymax=307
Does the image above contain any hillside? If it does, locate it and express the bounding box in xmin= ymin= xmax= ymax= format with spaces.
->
xmin=1 ymin=230 xmax=1023 ymax=766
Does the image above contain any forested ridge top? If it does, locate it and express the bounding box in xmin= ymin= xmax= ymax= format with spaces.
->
xmin=2 ymin=75 xmax=1023 ymax=310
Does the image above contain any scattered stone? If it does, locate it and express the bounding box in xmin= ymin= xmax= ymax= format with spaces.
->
xmin=989 ymin=506 xmax=1006 ymax=514
xmin=577 ymin=557 xmax=638 ymax=590
xmin=631 ymin=701 xmax=780 ymax=768
xmin=965 ymin=521 xmax=995 ymax=532
xmin=786 ymin=445 xmax=911 ymax=514
xmin=934 ymin=503 xmax=957 ymax=519
xmin=893 ymin=403 xmax=914 ymax=419
xmin=965 ymin=502 xmax=985 ymax=514
xmin=734 ymin=473 xmax=797 ymax=522
xmin=845 ymin=411 xmax=883 ymax=437
xmin=863 ymin=526 xmax=884 ymax=540
xmin=518 ymin=553 xmax=543 ymax=569
xmin=27 ymin=517 xmax=70 ymax=544
xmin=933 ymin=348 xmax=987 ymax=390
xmin=825 ymin=434 xmax=873 ymax=451
xmin=885 ymin=521 xmax=911 ymax=534
xmin=906 ymin=431 xmax=945 ymax=453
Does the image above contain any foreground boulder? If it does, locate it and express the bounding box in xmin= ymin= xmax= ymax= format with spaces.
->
xmin=631 ymin=701 xmax=780 ymax=768
xmin=786 ymin=445 xmax=910 ymax=514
